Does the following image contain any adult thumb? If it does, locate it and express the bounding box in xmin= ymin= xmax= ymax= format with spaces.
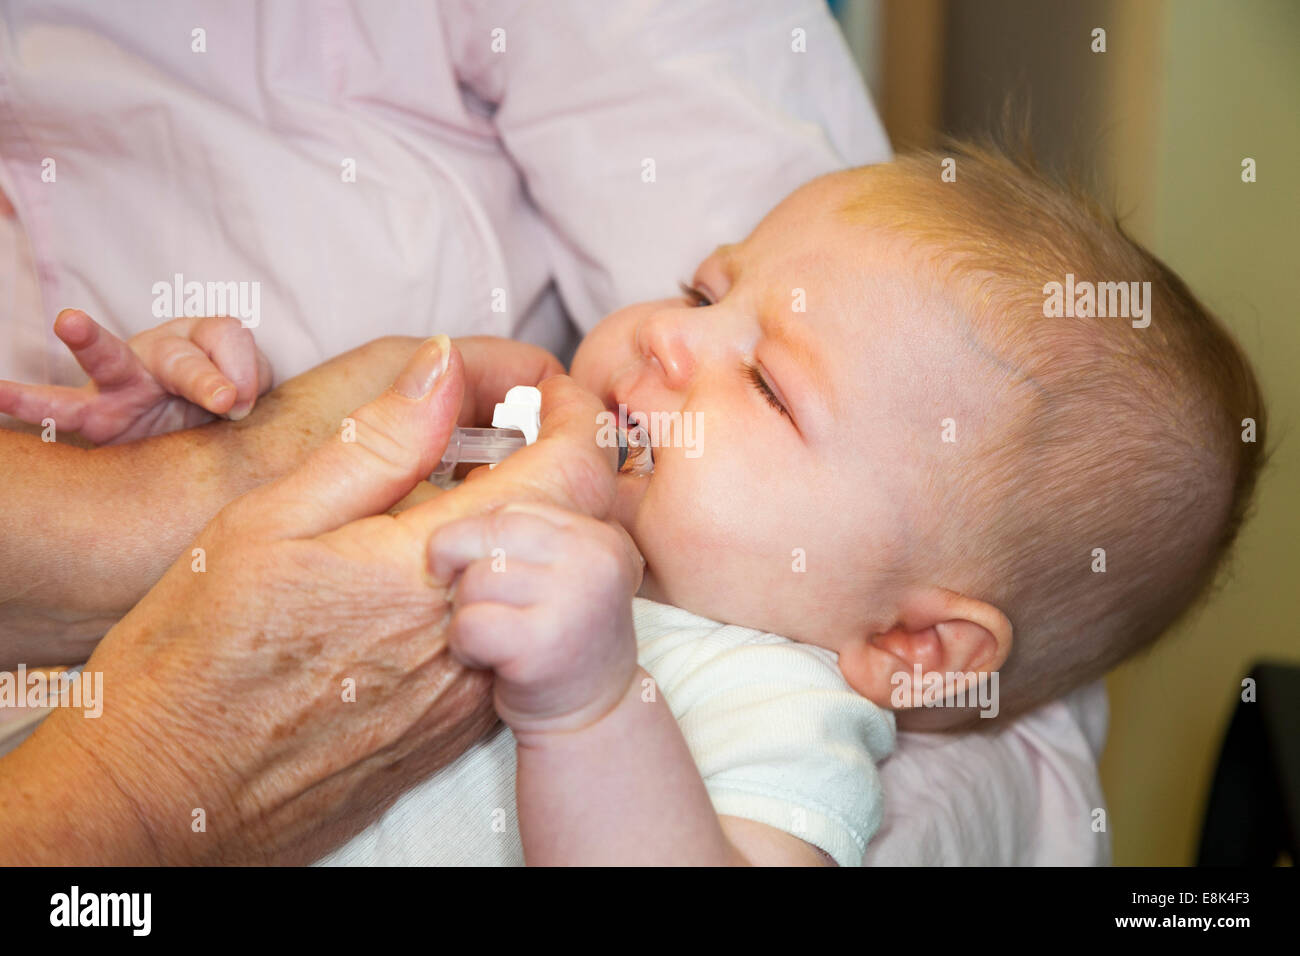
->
xmin=243 ymin=335 xmax=464 ymax=540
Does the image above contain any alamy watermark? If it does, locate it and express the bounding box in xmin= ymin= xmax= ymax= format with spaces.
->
xmin=0 ymin=665 xmax=103 ymax=718
xmin=890 ymin=663 xmax=1000 ymax=718
xmin=151 ymin=272 xmax=260 ymax=328
xmin=1043 ymin=274 xmax=1151 ymax=328
xmin=596 ymin=403 xmax=703 ymax=458
xmin=50 ymin=886 xmax=150 ymax=936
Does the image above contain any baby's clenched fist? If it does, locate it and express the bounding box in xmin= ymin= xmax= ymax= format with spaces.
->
xmin=429 ymin=501 xmax=644 ymax=736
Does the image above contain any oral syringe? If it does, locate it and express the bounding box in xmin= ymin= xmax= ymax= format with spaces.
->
xmin=429 ymin=426 xmax=530 ymax=477
xmin=429 ymin=385 xmax=653 ymax=479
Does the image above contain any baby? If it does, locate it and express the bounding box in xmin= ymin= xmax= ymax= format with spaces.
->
xmin=6 ymin=143 xmax=1267 ymax=866
xmin=327 ymin=142 xmax=1267 ymax=866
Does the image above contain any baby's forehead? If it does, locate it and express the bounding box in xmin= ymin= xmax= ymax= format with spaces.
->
xmin=829 ymin=284 xmax=998 ymax=419
xmin=734 ymin=176 xmax=1026 ymax=424
xmin=794 ymin=247 xmax=1018 ymax=444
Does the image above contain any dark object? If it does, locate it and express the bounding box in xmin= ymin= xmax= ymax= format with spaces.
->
xmin=1197 ymin=661 xmax=1300 ymax=865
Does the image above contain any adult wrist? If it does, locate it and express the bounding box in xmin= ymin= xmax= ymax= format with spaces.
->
xmin=0 ymin=708 xmax=167 ymax=865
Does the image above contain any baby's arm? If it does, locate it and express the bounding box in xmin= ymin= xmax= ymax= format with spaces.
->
xmin=515 ymin=666 xmax=832 ymax=865
xmin=429 ymin=502 xmax=833 ymax=866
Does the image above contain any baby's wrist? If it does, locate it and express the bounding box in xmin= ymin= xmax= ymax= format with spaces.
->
xmin=508 ymin=664 xmax=647 ymax=748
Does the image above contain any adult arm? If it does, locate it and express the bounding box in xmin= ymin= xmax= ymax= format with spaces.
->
xmin=0 ymin=342 xmax=614 ymax=865
xmin=0 ymin=335 xmax=562 ymax=668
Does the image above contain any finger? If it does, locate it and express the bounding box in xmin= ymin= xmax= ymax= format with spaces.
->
xmin=602 ymin=517 xmax=646 ymax=594
xmin=401 ymin=375 xmax=617 ymax=542
xmin=489 ymin=376 xmax=620 ymax=517
xmin=255 ymin=347 xmax=274 ymax=395
xmin=498 ymin=508 xmax=646 ymax=596
xmin=448 ymin=602 xmax=536 ymax=671
xmin=499 ymin=500 xmax=595 ymax=527
xmin=137 ymin=334 xmax=239 ymax=415
xmin=455 ymin=337 xmax=565 ymax=427
xmin=452 ymin=557 xmax=554 ymax=608
xmin=460 ymin=463 xmax=494 ymax=485
xmin=52 ymin=309 xmax=147 ymax=391
xmin=228 ymin=335 xmax=463 ymax=541
xmin=496 ymin=505 xmax=645 ymax=595
xmin=190 ymin=316 xmax=261 ymax=419
xmin=429 ymin=509 xmax=573 ymax=583
xmin=0 ymin=379 xmax=91 ymax=430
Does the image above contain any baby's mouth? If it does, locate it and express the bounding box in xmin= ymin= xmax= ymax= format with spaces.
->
xmin=605 ymin=387 xmax=655 ymax=477
xmin=618 ymin=423 xmax=654 ymax=477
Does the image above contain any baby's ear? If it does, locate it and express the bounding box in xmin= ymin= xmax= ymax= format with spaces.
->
xmin=837 ymin=588 xmax=1012 ymax=713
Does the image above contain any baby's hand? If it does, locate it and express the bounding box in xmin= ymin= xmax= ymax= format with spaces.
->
xmin=0 ymin=310 xmax=272 ymax=444
xmin=430 ymin=501 xmax=645 ymax=736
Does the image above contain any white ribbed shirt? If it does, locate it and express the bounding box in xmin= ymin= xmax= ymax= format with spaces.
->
xmin=320 ymin=597 xmax=895 ymax=867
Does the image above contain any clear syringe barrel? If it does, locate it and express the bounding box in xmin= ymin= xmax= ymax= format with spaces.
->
xmin=431 ymin=426 xmax=526 ymax=477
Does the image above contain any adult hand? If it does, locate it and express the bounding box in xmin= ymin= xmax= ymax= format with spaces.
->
xmin=0 ymin=333 xmax=564 ymax=668
xmin=0 ymin=335 xmax=617 ymax=864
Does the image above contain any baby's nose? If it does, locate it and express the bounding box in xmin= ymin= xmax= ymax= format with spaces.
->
xmin=636 ymin=310 xmax=696 ymax=390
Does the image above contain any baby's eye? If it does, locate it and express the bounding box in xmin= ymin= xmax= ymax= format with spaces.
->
xmin=678 ymin=281 xmax=713 ymax=308
xmin=742 ymin=361 xmax=790 ymax=419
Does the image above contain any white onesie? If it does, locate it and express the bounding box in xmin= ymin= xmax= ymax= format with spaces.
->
xmin=319 ymin=597 xmax=895 ymax=867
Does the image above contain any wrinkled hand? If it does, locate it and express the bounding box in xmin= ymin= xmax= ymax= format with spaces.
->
xmin=431 ymin=502 xmax=644 ymax=735
xmin=23 ymin=335 xmax=618 ymax=864
xmin=0 ymin=310 xmax=272 ymax=444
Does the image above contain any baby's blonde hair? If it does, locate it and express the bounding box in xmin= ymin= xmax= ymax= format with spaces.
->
xmin=844 ymin=141 xmax=1268 ymax=725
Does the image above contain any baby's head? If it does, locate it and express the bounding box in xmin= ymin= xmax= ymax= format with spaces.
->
xmin=570 ymin=143 xmax=1267 ymax=729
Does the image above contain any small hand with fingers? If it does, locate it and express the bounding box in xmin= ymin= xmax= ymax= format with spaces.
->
xmin=0 ymin=309 xmax=272 ymax=444
xmin=430 ymin=501 xmax=645 ymax=736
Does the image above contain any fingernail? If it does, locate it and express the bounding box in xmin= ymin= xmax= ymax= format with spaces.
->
xmin=394 ymin=334 xmax=451 ymax=399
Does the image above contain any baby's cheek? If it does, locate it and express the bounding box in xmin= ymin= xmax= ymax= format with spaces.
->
xmin=626 ymin=491 xmax=707 ymax=603
xmin=633 ymin=499 xmax=746 ymax=613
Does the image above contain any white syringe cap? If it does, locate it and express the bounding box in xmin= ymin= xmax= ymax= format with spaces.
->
xmin=491 ymin=385 xmax=541 ymax=445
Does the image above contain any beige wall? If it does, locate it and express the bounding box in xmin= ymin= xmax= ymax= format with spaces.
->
xmin=867 ymin=0 xmax=1300 ymax=863
xmin=1098 ymin=0 xmax=1300 ymax=865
